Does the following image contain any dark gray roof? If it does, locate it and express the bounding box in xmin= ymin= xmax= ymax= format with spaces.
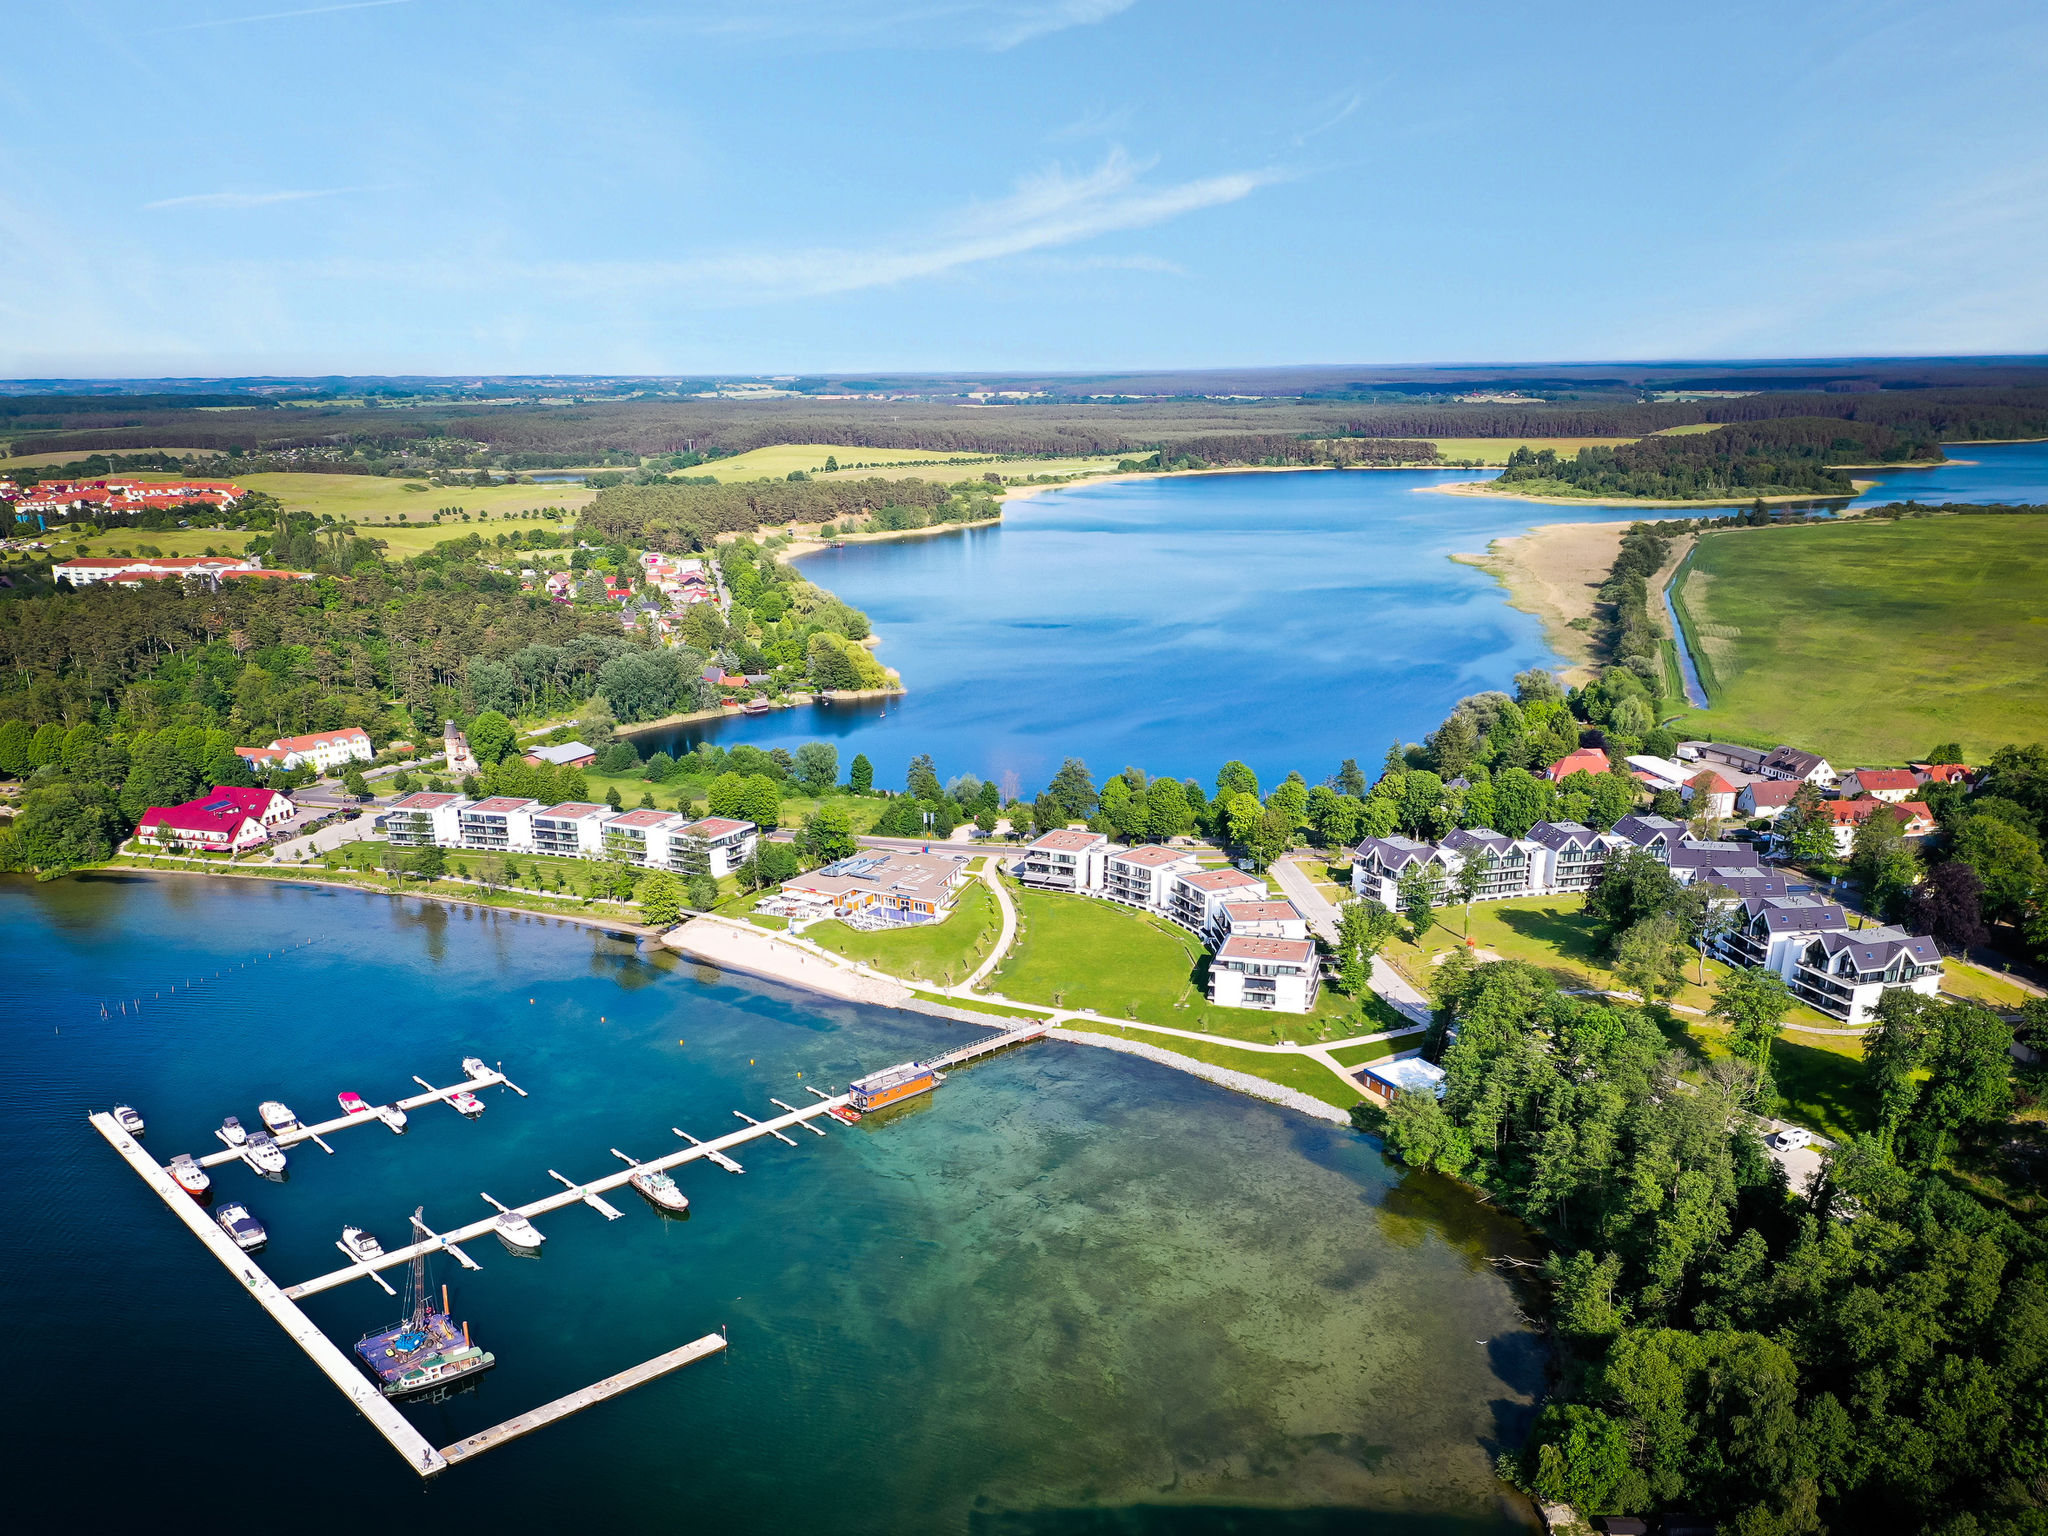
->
xmin=1354 ymin=835 xmax=1437 ymax=869
xmin=1747 ymin=897 xmax=1848 ymax=933
xmin=1528 ymin=820 xmax=1603 ymax=851
xmin=1707 ymin=873 xmax=1807 ymax=900
xmin=1442 ymin=828 xmax=1515 ymax=854
xmin=1701 ymin=742 xmax=1768 ymax=769
xmin=1811 ymin=925 xmax=1940 ymax=970
xmin=1670 ymin=840 xmax=1759 ymax=873
xmin=1764 ymin=745 xmax=1828 ymax=776
xmin=1612 ymin=814 xmax=1685 ymax=846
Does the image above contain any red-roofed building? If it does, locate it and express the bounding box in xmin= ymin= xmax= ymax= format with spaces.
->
xmin=1840 ymin=768 xmax=1922 ymax=802
xmin=1546 ymin=747 xmax=1611 ymax=782
xmin=265 ymin=728 xmax=372 ymax=772
xmin=1818 ymin=797 xmax=1935 ymax=855
xmin=1914 ymin=763 xmax=1975 ymax=786
xmin=134 ymin=786 xmax=294 ymax=853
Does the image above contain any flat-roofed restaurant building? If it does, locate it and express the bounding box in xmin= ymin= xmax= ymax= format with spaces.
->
xmin=532 ymin=802 xmax=611 ymax=858
xmin=1167 ymin=866 xmax=1267 ymax=938
xmin=672 ymin=816 xmax=758 ymax=878
xmin=777 ymin=850 xmax=969 ymax=928
xmin=383 ymin=791 xmax=468 ymax=848
xmin=1102 ymin=844 xmax=1201 ymax=909
xmin=458 ymin=796 xmax=540 ymax=852
xmin=1207 ymin=934 xmax=1320 ymax=1013
xmin=1013 ymin=828 xmax=1112 ymax=892
xmin=602 ymin=807 xmax=684 ymax=865
xmin=1357 ymin=1056 xmax=1448 ymax=1106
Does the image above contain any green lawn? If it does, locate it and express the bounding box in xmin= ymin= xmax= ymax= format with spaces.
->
xmin=1940 ymin=960 xmax=2038 ymax=1013
xmin=807 ymin=878 xmax=997 ymax=986
xmin=1330 ymin=1036 xmax=1408 ymax=1066
xmin=1682 ymin=1019 xmax=1876 ymax=1143
xmin=1424 ymin=436 xmax=1635 ymax=465
xmin=1075 ymin=1021 xmax=1362 ymax=1112
xmin=992 ymin=884 xmax=1375 ymax=1044
xmin=1673 ymin=515 xmax=2048 ymax=764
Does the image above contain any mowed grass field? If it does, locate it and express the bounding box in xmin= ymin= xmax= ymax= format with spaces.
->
xmin=1673 ymin=515 xmax=2048 ymax=763
xmin=686 ymin=443 xmax=1000 ymax=482
xmin=99 ymin=470 xmax=594 ymax=524
xmin=1425 ymin=436 xmax=1635 ymax=464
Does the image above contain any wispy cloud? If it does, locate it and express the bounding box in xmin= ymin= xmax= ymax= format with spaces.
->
xmin=144 ymin=187 xmax=355 ymax=210
xmin=658 ymin=148 xmax=1273 ymax=299
xmin=631 ymin=0 xmax=1133 ymax=52
xmin=1048 ymin=102 xmax=1136 ymax=141
xmin=148 ymin=0 xmax=418 ymax=36
xmin=1293 ymin=91 xmax=1363 ymax=147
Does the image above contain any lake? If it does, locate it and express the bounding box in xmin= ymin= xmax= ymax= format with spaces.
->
xmin=640 ymin=444 xmax=2048 ymax=794
xmin=9 ymin=873 xmax=1544 ymax=1534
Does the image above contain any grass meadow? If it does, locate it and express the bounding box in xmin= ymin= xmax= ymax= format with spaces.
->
xmin=1673 ymin=514 xmax=2048 ymax=763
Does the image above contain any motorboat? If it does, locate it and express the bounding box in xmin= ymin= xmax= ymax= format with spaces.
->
xmin=241 ymin=1131 xmax=288 ymax=1177
xmin=337 ymin=1092 xmax=371 ymax=1117
xmin=168 ymin=1153 xmax=210 ymax=1197
xmin=492 ymin=1209 xmax=545 ymax=1252
xmin=217 ymin=1115 xmax=247 ymax=1147
xmin=354 ymin=1210 xmax=497 ymax=1400
xmin=340 ymin=1226 xmax=385 ymax=1262
xmin=112 ymin=1104 xmax=145 ymax=1136
xmin=460 ymin=1056 xmax=489 ymax=1079
xmin=216 ymin=1202 xmax=266 ymax=1251
xmin=629 ymin=1167 xmax=691 ymax=1214
xmin=447 ymin=1090 xmax=485 ymax=1119
xmin=257 ymin=1100 xmax=301 ymax=1134
xmin=376 ymin=1104 xmax=408 ymax=1133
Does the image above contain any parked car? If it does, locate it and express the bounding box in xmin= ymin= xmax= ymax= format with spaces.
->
xmin=1770 ymin=1126 xmax=1813 ymax=1152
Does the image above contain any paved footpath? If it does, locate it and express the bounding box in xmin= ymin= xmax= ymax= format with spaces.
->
xmin=1271 ymin=857 xmax=1433 ymax=1026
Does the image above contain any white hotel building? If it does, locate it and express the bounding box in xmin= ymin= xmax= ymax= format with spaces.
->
xmin=379 ymin=792 xmax=756 ymax=873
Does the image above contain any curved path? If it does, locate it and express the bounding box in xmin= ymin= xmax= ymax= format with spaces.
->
xmin=958 ymin=857 xmax=1019 ymax=993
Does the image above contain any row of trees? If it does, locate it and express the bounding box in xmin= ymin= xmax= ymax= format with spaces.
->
xmin=1496 ymin=418 xmax=1944 ymax=500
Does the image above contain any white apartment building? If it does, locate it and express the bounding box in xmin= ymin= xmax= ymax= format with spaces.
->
xmin=1013 ymin=829 xmax=1114 ymax=892
xmin=1100 ymin=844 xmax=1201 ymax=909
xmin=458 ymin=796 xmax=540 ymax=852
xmin=1216 ymin=901 xmax=1311 ymax=942
xmin=1166 ymin=866 xmax=1268 ymax=939
xmin=383 ymin=791 xmax=469 ymax=847
xmin=1708 ymin=893 xmax=1943 ymax=1025
xmin=673 ymin=816 xmax=759 ymax=877
xmin=243 ymin=727 xmax=373 ymax=773
xmin=532 ymin=802 xmax=613 ymax=858
xmin=1208 ymin=935 xmax=1320 ymax=1012
xmin=1352 ymin=817 xmax=1772 ymax=908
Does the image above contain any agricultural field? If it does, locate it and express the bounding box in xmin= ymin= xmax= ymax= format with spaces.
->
xmin=683 ymin=443 xmax=1003 ymax=482
xmin=1423 ymin=436 xmax=1635 ymax=465
xmin=0 ymin=446 xmax=214 ymax=469
xmin=37 ymin=526 xmax=252 ymax=558
xmin=367 ymin=516 xmax=572 ymax=555
xmin=1672 ymin=515 xmax=2048 ymax=763
xmin=97 ymin=470 xmax=594 ymax=525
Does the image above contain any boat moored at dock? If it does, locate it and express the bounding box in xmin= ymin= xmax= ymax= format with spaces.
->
xmin=448 ymin=1090 xmax=486 ymax=1119
xmin=491 ymin=1208 xmax=545 ymax=1252
xmin=258 ymin=1101 xmax=300 ymax=1134
xmin=337 ymin=1092 xmax=371 ymax=1117
xmin=216 ymin=1201 xmax=266 ymax=1251
xmin=217 ymin=1115 xmax=246 ymax=1147
xmin=354 ymin=1212 xmax=495 ymax=1400
xmin=376 ymin=1104 xmax=408 ymax=1132
xmin=241 ymin=1131 xmax=288 ymax=1177
xmin=168 ymin=1153 xmax=210 ymax=1197
xmin=341 ymin=1225 xmax=384 ymax=1262
xmin=461 ymin=1057 xmax=489 ymax=1079
xmin=112 ymin=1104 xmax=144 ymax=1136
xmin=847 ymin=1060 xmax=946 ymax=1115
xmin=611 ymin=1149 xmax=690 ymax=1213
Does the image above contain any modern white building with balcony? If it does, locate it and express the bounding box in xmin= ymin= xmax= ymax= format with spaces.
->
xmin=1208 ymin=935 xmax=1320 ymax=1012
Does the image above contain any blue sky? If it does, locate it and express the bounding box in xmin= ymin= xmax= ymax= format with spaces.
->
xmin=8 ymin=0 xmax=2048 ymax=376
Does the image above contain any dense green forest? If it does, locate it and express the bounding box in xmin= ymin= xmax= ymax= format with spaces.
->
xmin=579 ymin=476 xmax=999 ymax=551
xmin=1495 ymin=419 xmax=1944 ymax=500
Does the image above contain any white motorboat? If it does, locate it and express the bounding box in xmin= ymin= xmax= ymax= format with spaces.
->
xmin=629 ymin=1167 xmax=691 ymax=1214
xmin=341 ymin=1226 xmax=385 ymax=1262
xmin=216 ymin=1202 xmax=266 ymax=1251
xmin=461 ymin=1056 xmax=489 ymax=1079
xmin=448 ymin=1090 xmax=485 ymax=1119
xmin=492 ymin=1210 xmax=545 ymax=1252
xmin=257 ymin=1100 xmax=301 ymax=1134
xmin=168 ymin=1153 xmax=210 ymax=1197
xmin=241 ymin=1131 xmax=288 ymax=1177
xmin=376 ymin=1104 xmax=408 ymax=1133
xmin=217 ymin=1115 xmax=247 ymax=1147
xmin=337 ymin=1092 xmax=372 ymax=1117
xmin=112 ymin=1104 xmax=145 ymax=1136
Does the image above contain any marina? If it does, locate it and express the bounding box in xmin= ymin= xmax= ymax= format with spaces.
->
xmin=90 ymin=1023 xmax=1051 ymax=1479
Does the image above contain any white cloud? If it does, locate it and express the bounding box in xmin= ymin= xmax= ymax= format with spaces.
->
xmin=147 ymin=0 xmax=419 ymax=36
xmin=1048 ymin=102 xmax=1137 ymax=141
xmin=143 ymin=187 xmax=354 ymax=211
xmin=658 ymin=149 xmax=1270 ymax=298
xmin=630 ymin=0 xmax=1134 ymax=52
xmin=984 ymin=0 xmax=1135 ymax=50
xmin=1293 ymin=92 xmax=1362 ymax=147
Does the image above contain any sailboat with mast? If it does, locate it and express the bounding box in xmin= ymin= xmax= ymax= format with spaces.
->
xmin=352 ymin=1209 xmax=496 ymax=1399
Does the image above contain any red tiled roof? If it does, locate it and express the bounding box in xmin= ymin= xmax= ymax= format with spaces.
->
xmin=1111 ymin=845 xmax=1193 ymax=868
xmin=1028 ymin=829 xmax=1103 ymax=851
xmin=1223 ymin=901 xmax=1301 ymax=921
xmin=272 ymin=728 xmax=369 ymax=752
xmin=606 ymin=808 xmax=680 ymax=829
xmin=388 ymin=792 xmax=463 ymax=810
xmin=1215 ymin=935 xmax=1315 ymax=963
xmin=1546 ymin=748 xmax=1610 ymax=781
xmin=535 ymin=802 xmax=606 ymax=818
xmin=466 ymin=797 xmax=539 ymax=813
xmin=1849 ymin=769 xmax=1920 ymax=792
xmin=683 ymin=817 xmax=753 ymax=836
xmin=1179 ymin=868 xmax=1264 ymax=891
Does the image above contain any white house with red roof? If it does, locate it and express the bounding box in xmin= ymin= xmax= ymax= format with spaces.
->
xmin=1012 ymin=828 xmax=1113 ymax=892
xmin=1216 ymin=900 xmax=1310 ymax=943
xmin=458 ymin=796 xmax=541 ymax=851
xmin=1819 ymin=797 xmax=1935 ymax=855
xmin=135 ymin=786 xmax=294 ymax=853
xmin=55 ymin=554 xmax=266 ymax=587
xmin=263 ymin=728 xmax=372 ymax=772
xmin=671 ymin=816 xmax=758 ymax=877
xmin=532 ymin=802 xmax=612 ymax=858
xmin=383 ymin=791 xmax=469 ymax=847
xmin=1165 ymin=865 xmax=1268 ymax=939
xmin=1546 ymin=746 xmax=1611 ymax=782
xmin=1839 ymin=769 xmax=1922 ymax=802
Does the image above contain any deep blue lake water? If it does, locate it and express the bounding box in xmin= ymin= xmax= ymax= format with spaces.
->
xmin=642 ymin=444 xmax=2048 ymax=793
xmin=9 ymin=874 xmax=1543 ymax=1533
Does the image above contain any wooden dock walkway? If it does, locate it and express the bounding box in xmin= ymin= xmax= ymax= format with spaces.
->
xmin=439 ymin=1332 xmax=728 ymax=1466
xmin=196 ymin=1063 xmax=521 ymax=1169
xmin=89 ymin=1112 xmax=450 ymax=1477
xmin=284 ymin=1090 xmax=855 ymax=1299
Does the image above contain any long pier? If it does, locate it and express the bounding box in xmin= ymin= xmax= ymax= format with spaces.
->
xmin=90 ymin=1111 xmax=451 ymax=1476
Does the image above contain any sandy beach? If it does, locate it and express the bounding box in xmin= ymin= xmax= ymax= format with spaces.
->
xmin=1425 ymin=478 xmax=1876 ymax=508
xmin=664 ymin=915 xmax=913 ymax=1006
xmin=1451 ymin=520 xmax=1628 ymax=684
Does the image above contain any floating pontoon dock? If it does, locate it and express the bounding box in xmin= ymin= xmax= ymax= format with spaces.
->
xmin=91 ymin=1022 xmax=1048 ymax=1477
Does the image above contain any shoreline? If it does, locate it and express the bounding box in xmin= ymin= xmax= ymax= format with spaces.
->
xmin=1450 ymin=520 xmax=1628 ymax=686
xmin=616 ymin=686 xmax=902 ymax=739
xmin=1424 ymin=478 xmax=1877 ymax=509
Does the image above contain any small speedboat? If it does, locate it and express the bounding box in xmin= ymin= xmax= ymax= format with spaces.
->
xmin=168 ymin=1153 xmax=210 ymax=1197
xmin=493 ymin=1210 xmax=545 ymax=1252
xmin=218 ymin=1115 xmax=247 ymax=1147
xmin=460 ymin=1056 xmax=489 ymax=1079
xmin=448 ymin=1090 xmax=485 ymax=1119
xmin=340 ymin=1226 xmax=384 ymax=1262
xmin=216 ymin=1202 xmax=266 ymax=1251
xmin=258 ymin=1100 xmax=300 ymax=1134
xmin=337 ymin=1092 xmax=371 ymax=1117
xmin=629 ymin=1167 xmax=690 ymax=1214
xmin=826 ymin=1104 xmax=862 ymax=1126
xmin=376 ymin=1104 xmax=408 ymax=1133
xmin=241 ymin=1131 xmax=288 ymax=1177
xmin=112 ymin=1104 xmax=145 ymax=1136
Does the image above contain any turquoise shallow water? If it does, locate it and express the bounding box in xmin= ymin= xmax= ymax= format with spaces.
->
xmin=9 ymin=873 xmax=1542 ymax=1533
